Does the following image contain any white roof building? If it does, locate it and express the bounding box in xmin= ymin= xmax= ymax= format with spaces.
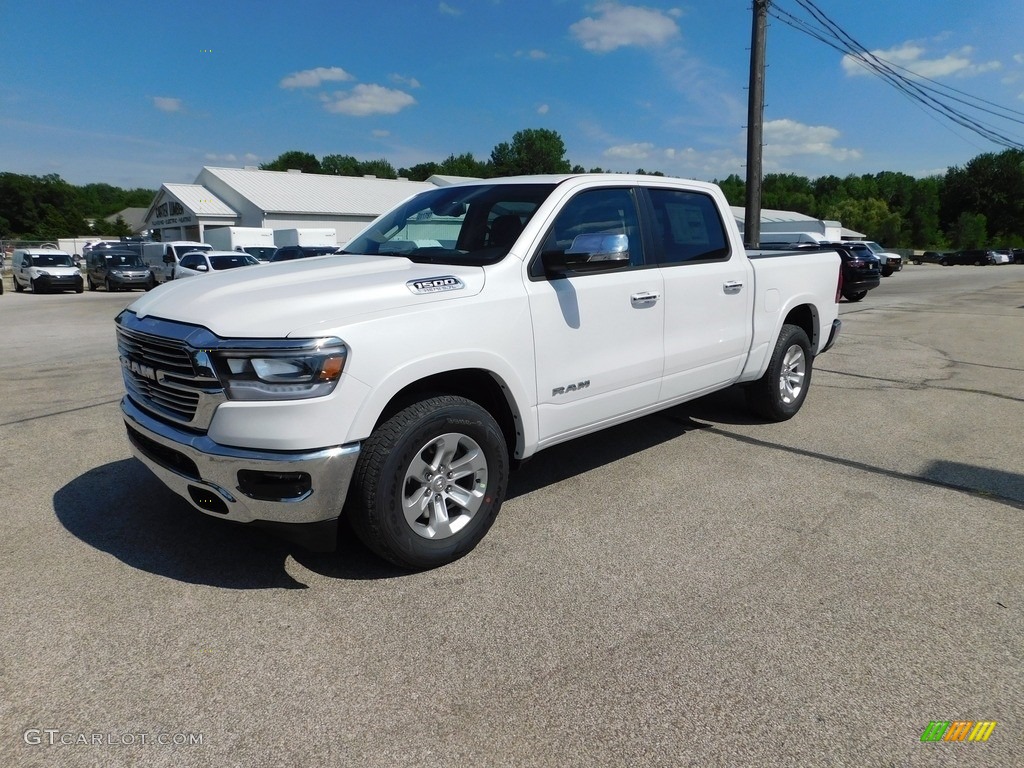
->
xmin=144 ymin=167 xmax=439 ymax=245
xmin=730 ymin=206 xmax=864 ymax=241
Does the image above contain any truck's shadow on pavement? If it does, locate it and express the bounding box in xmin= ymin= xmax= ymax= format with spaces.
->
xmin=53 ymin=459 xmax=404 ymax=588
xmin=50 ymin=388 xmax=777 ymax=588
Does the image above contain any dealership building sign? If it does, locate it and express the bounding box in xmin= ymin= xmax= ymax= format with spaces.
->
xmin=150 ymin=200 xmax=195 ymax=227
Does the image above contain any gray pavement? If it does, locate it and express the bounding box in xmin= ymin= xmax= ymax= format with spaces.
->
xmin=0 ymin=265 xmax=1021 ymax=767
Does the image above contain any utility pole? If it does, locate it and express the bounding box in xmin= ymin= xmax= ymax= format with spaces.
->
xmin=744 ymin=0 xmax=769 ymax=248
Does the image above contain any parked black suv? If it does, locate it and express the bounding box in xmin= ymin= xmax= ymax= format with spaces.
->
xmin=762 ymin=241 xmax=880 ymax=302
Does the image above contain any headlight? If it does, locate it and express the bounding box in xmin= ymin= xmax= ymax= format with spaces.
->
xmin=211 ymin=341 xmax=347 ymax=401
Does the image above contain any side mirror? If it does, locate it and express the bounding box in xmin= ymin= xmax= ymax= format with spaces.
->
xmin=543 ymin=232 xmax=631 ymax=276
xmin=195 ymin=264 xmax=208 ymax=272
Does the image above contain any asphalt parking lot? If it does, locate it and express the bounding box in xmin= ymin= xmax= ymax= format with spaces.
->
xmin=1 ymin=265 xmax=1021 ymax=767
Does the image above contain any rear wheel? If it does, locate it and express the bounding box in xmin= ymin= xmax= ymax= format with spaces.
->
xmin=747 ymin=324 xmax=813 ymax=422
xmin=14 ymin=276 xmax=23 ymax=292
xmin=348 ymin=395 xmax=508 ymax=570
xmin=843 ymin=290 xmax=867 ymax=302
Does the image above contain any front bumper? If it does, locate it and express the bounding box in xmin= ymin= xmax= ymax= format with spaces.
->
xmin=108 ymin=273 xmax=151 ymax=288
xmin=121 ymin=396 xmax=360 ymax=551
xmin=34 ymin=274 xmax=83 ymax=291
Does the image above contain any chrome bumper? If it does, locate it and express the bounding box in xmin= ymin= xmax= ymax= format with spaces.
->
xmin=121 ymin=396 xmax=360 ymax=545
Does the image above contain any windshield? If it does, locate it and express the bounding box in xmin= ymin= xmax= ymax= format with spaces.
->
xmin=345 ymin=182 xmax=557 ymax=265
xmin=243 ymin=246 xmax=277 ymax=262
xmin=210 ymin=253 xmax=260 ymax=270
xmin=171 ymin=244 xmax=212 ymax=258
xmin=864 ymin=241 xmax=884 ymax=254
xmin=107 ymin=253 xmax=144 ymax=267
xmin=31 ymin=254 xmax=74 ymax=267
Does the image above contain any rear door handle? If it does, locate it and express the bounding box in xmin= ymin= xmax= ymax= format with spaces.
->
xmin=631 ymin=292 xmax=660 ymax=306
xmin=723 ymin=281 xmax=743 ymax=294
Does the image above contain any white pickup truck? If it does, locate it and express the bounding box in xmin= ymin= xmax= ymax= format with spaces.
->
xmin=115 ymin=174 xmax=841 ymax=569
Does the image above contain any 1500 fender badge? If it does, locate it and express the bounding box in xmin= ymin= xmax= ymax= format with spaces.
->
xmin=407 ymin=276 xmax=464 ymax=294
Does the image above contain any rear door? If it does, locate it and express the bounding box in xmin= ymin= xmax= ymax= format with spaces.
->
xmin=525 ymin=185 xmax=665 ymax=446
xmin=642 ymin=186 xmax=753 ymax=402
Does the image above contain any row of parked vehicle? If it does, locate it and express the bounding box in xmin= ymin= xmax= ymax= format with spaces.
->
xmin=761 ymin=241 xmax=884 ymax=303
xmin=3 ymin=242 xmax=347 ymax=294
xmin=912 ymin=248 xmax=1024 ymax=266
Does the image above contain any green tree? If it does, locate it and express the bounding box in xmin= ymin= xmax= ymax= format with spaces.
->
xmin=489 ymin=128 xmax=571 ymax=176
xmin=260 ymin=151 xmax=322 ymax=173
xmin=399 ymin=161 xmax=441 ymax=181
xmin=357 ymin=158 xmax=397 ymax=179
xmin=321 ymin=154 xmax=361 ymax=176
xmin=950 ymin=211 xmax=987 ymax=249
xmin=438 ymin=152 xmax=488 ymax=178
xmin=715 ymin=174 xmax=745 ymax=207
xmin=762 ymin=173 xmax=814 ymax=214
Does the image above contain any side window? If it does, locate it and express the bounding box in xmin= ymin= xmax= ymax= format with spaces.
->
xmin=647 ymin=188 xmax=730 ymax=264
xmin=179 ymin=254 xmax=201 ymax=269
xmin=532 ymin=187 xmax=644 ymax=278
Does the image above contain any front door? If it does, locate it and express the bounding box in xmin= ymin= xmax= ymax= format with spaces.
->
xmin=525 ymin=187 xmax=665 ymax=447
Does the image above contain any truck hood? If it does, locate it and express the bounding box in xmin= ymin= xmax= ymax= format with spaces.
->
xmin=127 ymin=255 xmax=485 ymax=337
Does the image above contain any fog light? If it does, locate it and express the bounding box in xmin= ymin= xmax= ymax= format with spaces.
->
xmin=237 ymin=470 xmax=312 ymax=501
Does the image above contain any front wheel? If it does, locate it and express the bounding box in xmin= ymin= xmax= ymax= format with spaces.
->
xmin=348 ymin=395 xmax=509 ymax=570
xmin=747 ymin=324 xmax=813 ymax=422
xmin=881 ymin=266 xmax=894 ymax=277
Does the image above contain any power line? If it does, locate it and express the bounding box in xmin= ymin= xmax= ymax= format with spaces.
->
xmin=768 ymin=0 xmax=1024 ymax=151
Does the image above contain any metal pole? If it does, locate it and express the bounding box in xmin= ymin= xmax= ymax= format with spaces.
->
xmin=744 ymin=0 xmax=769 ymax=248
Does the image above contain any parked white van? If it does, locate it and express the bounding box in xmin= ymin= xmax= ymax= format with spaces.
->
xmin=11 ymin=248 xmax=84 ymax=293
xmin=142 ymin=241 xmax=213 ymax=283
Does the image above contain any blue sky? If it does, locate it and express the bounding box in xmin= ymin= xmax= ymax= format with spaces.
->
xmin=2 ymin=1 xmax=1022 ymax=190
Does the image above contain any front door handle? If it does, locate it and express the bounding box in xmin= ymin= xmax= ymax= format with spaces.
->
xmin=631 ymin=292 xmax=660 ymax=306
xmin=723 ymin=280 xmax=743 ymax=294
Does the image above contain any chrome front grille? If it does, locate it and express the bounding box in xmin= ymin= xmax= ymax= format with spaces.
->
xmin=116 ymin=313 xmax=226 ymax=430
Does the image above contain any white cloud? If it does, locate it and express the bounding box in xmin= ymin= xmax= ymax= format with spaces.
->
xmin=843 ymin=44 xmax=1000 ymax=79
xmin=322 ymin=84 xmax=416 ymax=116
xmin=391 ymin=74 xmax=422 ymax=89
xmin=762 ymin=119 xmax=861 ymax=163
xmin=280 ymin=67 xmax=354 ymax=89
xmin=153 ymin=97 xmax=182 ymax=113
xmin=515 ymin=49 xmax=550 ymax=60
xmin=537 ymin=104 xmax=550 ymax=115
xmin=372 ymin=129 xmax=390 ymax=137
xmin=604 ymin=142 xmax=655 ymax=160
xmin=439 ymin=2 xmax=461 ymax=16
xmin=571 ymin=2 xmax=680 ymax=53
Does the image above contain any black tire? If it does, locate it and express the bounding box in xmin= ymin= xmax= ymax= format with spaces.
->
xmin=940 ymin=258 xmax=950 ymax=266
xmin=14 ymin=276 xmax=23 ymax=292
xmin=912 ymin=259 xmax=922 ymax=266
xmin=88 ymin=276 xmax=97 ymax=291
xmin=843 ymin=290 xmax=867 ymax=302
xmin=105 ymin=277 xmax=114 ymax=292
xmin=75 ymin=281 xmax=83 ymax=294
xmin=145 ymin=274 xmax=156 ymax=291
xmin=881 ymin=266 xmax=893 ymax=277
xmin=747 ymin=324 xmax=813 ymax=422
xmin=348 ymin=395 xmax=509 ymax=570
xmin=30 ymin=278 xmax=40 ymax=293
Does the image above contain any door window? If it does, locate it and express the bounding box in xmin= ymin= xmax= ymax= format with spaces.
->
xmin=532 ymin=188 xmax=644 ymax=278
xmin=646 ymin=189 xmax=730 ymax=264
